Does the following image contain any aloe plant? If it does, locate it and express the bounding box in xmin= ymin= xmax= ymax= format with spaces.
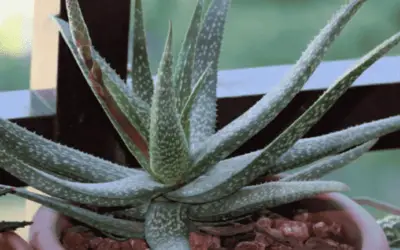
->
xmin=1 ymin=0 xmax=400 ymax=248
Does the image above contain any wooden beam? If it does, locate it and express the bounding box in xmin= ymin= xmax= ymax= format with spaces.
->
xmin=55 ymin=0 xmax=133 ymax=165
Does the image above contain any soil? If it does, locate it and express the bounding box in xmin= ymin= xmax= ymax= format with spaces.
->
xmin=61 ymin=209 xmax=356 ymax=250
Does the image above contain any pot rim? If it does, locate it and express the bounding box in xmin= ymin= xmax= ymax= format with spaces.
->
xmin=28 ymin=192 xmax=390 ymax=250
xmin=0 ymin=231 xmax=33 ymax=250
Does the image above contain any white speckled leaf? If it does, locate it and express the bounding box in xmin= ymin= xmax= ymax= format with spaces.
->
xmin=0 ymin=185 xmax=144 ymax=239
xmin=66 ymin=0 xmax=150 ymax=137
xmin=145 ymin=202 xmax=190 ymax=250
xmin=190 ymin=0 xmax=366 ymax=178
xmin=226 ymin=26 xmax=400 ymax=189
xmin=0 ymin=150 xmax=169 ymax=207
xmin=282 ymin=139 xmax=377 ymax=181
xmin=128 ymin=0 xmax=154 ymax=106
xmin=181 ymin=64 xmax=211 ymax=139
xmin=166 ymin=151 xmax=256 ymax=203
xmin=149 ymin=24 xmax=190 ymax=184
xmin=65 ymin=0 xmax=92 ymax=63
xmin=167 ymin=115 xmax=400 ymax=203
xmin=54 ymin=17 xmax=150 ymax=169
xmin=264 ymin=115 xmax=400 ymax=176
xmin=181 ymin=20 xmax=400 ymax=202
xmin=175 ymin=0 xmax=205 ymax=111
xmin=0 ymin=118 xmax=139 ymax=182
xmin=188 ymin=180 xmax=348 ymax=222
xmin=189 ymin=0 xmax=231 ymax=148
xmin=92 ymin=49 xmax=151 ymax=140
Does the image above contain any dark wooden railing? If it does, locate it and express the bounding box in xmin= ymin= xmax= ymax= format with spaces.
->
xmin=1 ymin=0 xmax=399 ymax=185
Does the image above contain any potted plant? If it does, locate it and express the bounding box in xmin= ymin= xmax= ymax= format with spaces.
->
xmin=1 ymin=0 xmax=400 ymax=249
xmin=0 ymin=220 xmax=32 ymax=250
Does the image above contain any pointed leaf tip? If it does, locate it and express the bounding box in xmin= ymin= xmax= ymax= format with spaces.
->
xmin=282 ymin=139 xmax=378 ymax=181
xmin=184 ymin=13 xmax=400 ymax=202
xmin=52 ymin=17 xmax=151 ymax=169
xmin=129 ymin=0 xmax=154 ymax=105
xmin=65 ymin=0 xmax=92 ymax=65
xmin=175 ymin=0 xmax=205 ymax=111
xmin=190 ymin=0 xmax=367 ymax=180
xmin=149 ymin=22 xmax=190 ymax=184
xmin=189 ymin=0 xmax=232 ymax=148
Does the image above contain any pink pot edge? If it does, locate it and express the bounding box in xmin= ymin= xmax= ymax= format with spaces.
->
xmin=0 ymin=231 xmax=33 ymax=250
xmin=27 ymin=192 xmax=390 ymax=250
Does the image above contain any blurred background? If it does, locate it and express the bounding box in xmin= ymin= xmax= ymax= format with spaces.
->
xmin=0 ymin=0 xmax=399 ymax=231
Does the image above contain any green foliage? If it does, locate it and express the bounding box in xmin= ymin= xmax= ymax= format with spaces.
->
xmin=0 ymin=221 xmax=32 ymax=233
xmin=1 ymin=0 xmax=400 ymax=248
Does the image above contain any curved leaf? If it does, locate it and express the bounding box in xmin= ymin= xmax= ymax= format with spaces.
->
xmin=0 ymin=150 xmax=169 ymax=207
xmin=0 ymin=118 xmax=138 ymax=182
xmin=281 ymin=139 xmax=377 ymax=181
xmin=53 ymin=17 xmax=150 ymax=169
xmin=190 ymin=0 xmax=367 ymax=179
xmin=188 ymin=181 xmax=348 ymax=222
xmin=167 ymin=114 xmax=400 ymax=203
xmin=176 ymin=25 xmax=400 ymax=203
xmin=65 ymin=0 xmax=92 ymax=64
xmin=0 ymin=185 xmax=144 ymax=238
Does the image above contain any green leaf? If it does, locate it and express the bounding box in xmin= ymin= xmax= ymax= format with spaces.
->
xmin=0 ymin=185 xmax=144 ymax=239
xmin=0 ymin=150 xmax=169 ymax=207
xmin=149 ymin=23 xmax=190 ymax=185
xmin=181 ymin=64 xmax=212 ymax=140
xmin=66 ymin=0 xmax=151 ymax=142
xmin=0 ymin=118 xmax=139 ymax=182
xmin=175 ymin=0 xmax=205 ymax=111
xmin=264 ymin=115 xmax=400 ymax=176
xmin=188 ymin=180 xmax=348 ymax=222
xmin=145 ymin=202 xmax=190 ymax=250
xmin=167 ymin=115 xmax=400 ymax=203
xmin=53 ymin=17 xmax=150 ymax=169
xmin=65 ymin=0 xmax=92 ymax=64
xmin=128 ymin=0 xmax=154 ymax=105
xmin=180 ymin=23 xmax=400 ymax=203
xmin=281 ymin=139 xmax=377 ymax=181
xmin=0 ymin=221 xmax=32 ymax=233
xmin=190 ymin=0 xmax=367 ymax=179
xmin=91 ymin=49 xmax=151 ymax=140
xmin=240 ymin=27 xmax=400 ymax=183
xmin=189 ymin=0 xmax=231 ymax=148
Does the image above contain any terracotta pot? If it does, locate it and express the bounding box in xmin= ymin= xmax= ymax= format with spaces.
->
xmin=0 ymin=231 xmax=33 ymax=250
xmin=28 ymin=193 xmax=390 ymax=250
